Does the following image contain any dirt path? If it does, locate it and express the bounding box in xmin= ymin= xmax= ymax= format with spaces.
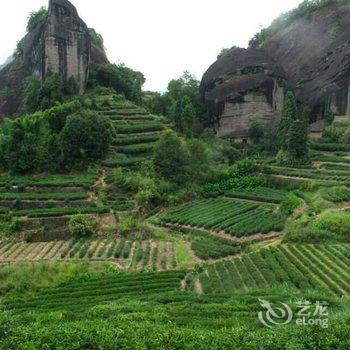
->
xmin=88 ymin=170 xmax=107 ymax=202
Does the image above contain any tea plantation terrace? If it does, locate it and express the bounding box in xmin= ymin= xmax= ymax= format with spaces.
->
xmin=0 ymin=173 xmax=109 ymax=220
xmin=98 ymin=102 xmax=167 ymax=168
xmin=0 ymin=238 xmax=178 ymax=270
xmin=192 ymin=244 xmax=350 ymax=296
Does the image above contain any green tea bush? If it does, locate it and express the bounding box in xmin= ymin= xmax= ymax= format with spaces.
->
xmin=280 ymin=192 xmax=302 ymax=214
xmin=314 ymin=210 xmax=350 ymax=239
xmin=189 ymin=232 xmax=242 ymax=259
xmin=320 ymin=186 xmax=350 ymax=202
xmin=119 ymin=216 xmax=138 ymax=235
xmin=68 ymin=214 xmax=98 ymax=237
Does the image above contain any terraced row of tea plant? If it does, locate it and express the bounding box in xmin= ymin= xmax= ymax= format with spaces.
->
xmin=311 ymin=142 xmax=350 ymax=152
xmin=319 ymin=186 xmax=350 ymax=202
xmin=264 ymin=165 xmax=350 ymax=185
xmin=0 ymin=173 xmax=109 ymax=219
xmin=2 ymin=284 xmax=346 ymax=350
xmin=98 ymin=98 xmax=167 ymax=168
xmin=312 ymin=152 xmax=350 ymax=165
xmin=159 ymin=198 xmax=286 ymax=237
xmin=0 ymin=239 xmax=178 ymax=270
xmin=3 ymin=270 xmax=187 ymax=312
xmin=193 ymin=244 xmax=350 ymax=296
xmin=102 ymin=170 xmax=136 ymax=212
xmin=225 ymin=187 xmax=288 ymax=203
xmin=170 ymin=229 xmax=243 ymax=260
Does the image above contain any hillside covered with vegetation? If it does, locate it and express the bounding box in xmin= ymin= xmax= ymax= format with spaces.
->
xmin=0 ymin=0 xmax=350 ymax=349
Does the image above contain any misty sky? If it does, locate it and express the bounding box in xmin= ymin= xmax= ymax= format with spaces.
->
xmin=0 ymin=0 xmax=302 ymax=91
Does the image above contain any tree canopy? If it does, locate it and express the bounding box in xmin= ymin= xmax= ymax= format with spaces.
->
xmin=88 ymin=63 xmax=145 ymax=103
xmin=27 ymin=6 xmax=48 ymax=32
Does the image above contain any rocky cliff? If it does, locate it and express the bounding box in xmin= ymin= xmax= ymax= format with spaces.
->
xmin=201 ymin=2 xmax=350 ymax=138
xmin=0 ymin=0 xmax=108 ymax=117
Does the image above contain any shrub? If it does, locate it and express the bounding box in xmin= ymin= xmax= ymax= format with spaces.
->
xmin=119 ymin=216 xmax=138 ymax=235
xmin=68 ymin=214 xmax=98 ymax=237
xmin=60 ymin=110 xmax=112 ymax=167
xmin=284 ymin=209 xmax=350 ymax=243
xmin=320 ymin=186 xmax=350 ymax=202
xmin=26 ymin=6 xmax=48 ymax=32
xmin=186 ymin=138 xmax=214 ymax=183
xmin=248 ymin=122 xmax=264 ymax=144
xmin=314 ymin=210 xmax=350 ymax=239
xmin=0 ymin=115 xmax=54 ymax=174
xmin=322 ymin=125 xmax=344 ymax=142
xmin=280 ymin=193 xmax=302 ymax=214
xmin=211 ymin=139 xmax=242 ymax=165
xmin=230 ymin=158 xmax=259 ymax=177
xmin=25 ymin=75 xmax=79 ymax=113
xmin=87 ymin=63 xmax=145 ymax=103
xmin=340 ymin=127 xmax=350 ymax=143
xmin=153 ymin=131 xmax=189 ymax=184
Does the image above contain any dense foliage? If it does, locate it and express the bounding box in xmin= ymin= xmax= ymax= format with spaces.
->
xmin=68 ymin=214 xmax=98 ymax=237
xmin=88 ymin=63 xmax=145 ymax=103
xmin=144 ymin=72 xmax=207 ymax=133
xmin=25 ymin=74 xmax=79 ymax=113
xmin=276 ymin=91 xmax=309 ymax=165
xmin=60 ymin=110 xmax=112 ymax=167
xmin=26 ymin=6 xmax=48 ymax=32
xmin=0 ymin=100 xmax=112 ymax=173
xmin=153 ymin=130 xmax=216 ymax=185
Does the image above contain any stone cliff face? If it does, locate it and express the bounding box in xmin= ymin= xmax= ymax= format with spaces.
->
xmin=201 ymin=4 xmax=350 ymax=138
xmin=202 ymin=48 xmax=285 ymax=138
xmin=0 ymin=0 xmax=108 ymax=117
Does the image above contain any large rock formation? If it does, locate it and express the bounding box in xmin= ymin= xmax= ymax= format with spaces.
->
xmin=201 ymin=3 xmax=350 ymax=138
xmin=202 ymin=48 xmax=285 ymax=138
xmin=0 ymin=0 xmax=108 ymax=117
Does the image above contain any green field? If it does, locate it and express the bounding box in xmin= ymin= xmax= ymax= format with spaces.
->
xmin=159 ymin=198 xmax=285 ymax=236
xmin=195 ymin=244 xmax=350 ymax=296
xmin=225 ymin=187 xmax=288 ymax=203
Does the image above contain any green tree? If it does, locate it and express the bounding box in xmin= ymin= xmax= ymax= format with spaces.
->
xmin=153 ymin=131 xmax=189 ymax=184
xmin=324 ymin=109 xmax=335 ymax=125
xmin=167 ymin=72 xmax=206 ymax=127
xmin=26 ymin=7 xmax=48 ymax=32
xmin=170 ymin=96 xmax=196 ymax=135
xmin=286 ymin=119 xmax=309 ymax=158
xmin=25 ymin=74 xmax=79 ymax=113
xmin=143 ymin=92 xmax=171 ymax=116
xmin=3 ymin=116 xmax=52 ymax=174
xmin=248 ymin=122 xmax=265 ymax=144
xmin=186 ymin=138 xmax=213 ymax=183
xmin=277 ymin=91 xmax=309 ymax=164
xmin=24 ymin=76 xmax=42 ymax=113
xmin=181 ymin=97 xmax=196 ymax=136
xmin=135 ymin=177 xmax=158 ymax=215
xmin=87 ymin=63 xmax=145 ymax=103
xmin=60 ymin=110 xmax=112 ymax=167
xmin=278 ymin=91 xmax=297 ymax=149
